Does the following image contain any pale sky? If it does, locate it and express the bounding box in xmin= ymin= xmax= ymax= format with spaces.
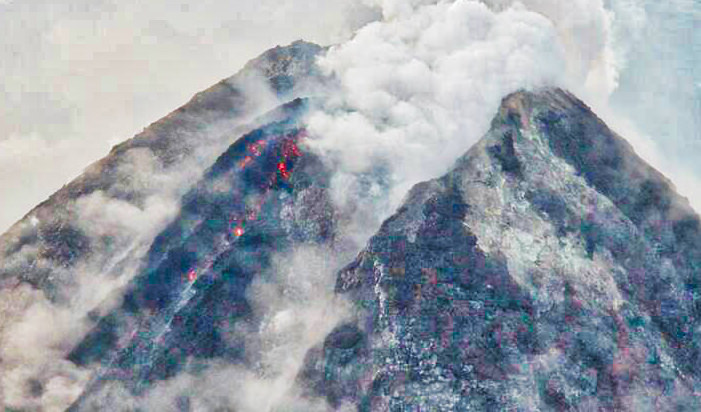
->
xmin=0 ymin=0 xmax=698 ymax=233
xmin=0 ymin=0 xmax=378 ymax=233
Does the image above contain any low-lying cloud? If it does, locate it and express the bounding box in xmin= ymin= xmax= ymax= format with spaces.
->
xmin=0 ymin=0 xmax=698 ymax=410
xmin=67 ymin=244 xmax=351 ymax=411
xmin=0 ymin=0 xmax=379 ymax=234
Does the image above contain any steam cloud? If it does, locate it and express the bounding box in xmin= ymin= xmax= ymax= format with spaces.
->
xmin=307 ymin=0 xmax=700 ymax=230
xmin=0 ymin=67 xmax=296 ymax=410
xmin=0 ymin=0 xmax=698 ymax=410
xmin=308 ymin=0 xmax=585 ymax=232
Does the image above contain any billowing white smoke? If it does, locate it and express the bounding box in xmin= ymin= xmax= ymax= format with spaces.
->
xmin=307 ymin=0 xmax=700 ymax=225
xmin=306 ymin=0 xmax=617 ymax=232
xmin=1 ymin=0 xmax=697 ymax=410
xmin=0 ymin=70 xmax=287 ymax=410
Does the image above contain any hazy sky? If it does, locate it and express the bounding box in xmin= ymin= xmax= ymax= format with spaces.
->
xmin=0 ymin=0 xmax=378 ymax=233
xmin=0 ymin=1 xmax=698 ymax=409
xmin=0 ymin=0 xmax=698 ymax=233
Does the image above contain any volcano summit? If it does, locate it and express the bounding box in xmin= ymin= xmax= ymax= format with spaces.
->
xmin=0 ymin=36 xmax=699 ymax=412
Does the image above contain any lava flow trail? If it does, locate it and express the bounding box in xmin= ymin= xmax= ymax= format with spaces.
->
xmin=75 ymin=125 xmax=308 ymax=397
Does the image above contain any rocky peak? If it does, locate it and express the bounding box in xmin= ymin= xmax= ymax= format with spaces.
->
xmin=0 ymin=41 xmax=326 ymax=298
xmin=1 ymin=35 xmax=699 ymax=409
xmin=308 ymin=88 xmax=701 ymax=411
xmin=239 ymin=40 xmax=325 ymax=94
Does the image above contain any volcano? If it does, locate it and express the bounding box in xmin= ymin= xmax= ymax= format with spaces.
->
xmin=303 ymin=89 xmax=701 ymax=410
xmin=0 ymin=41 xmax=699 ymax=411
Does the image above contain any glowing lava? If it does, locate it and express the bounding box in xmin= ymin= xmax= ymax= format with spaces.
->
xmin=238 ymin=156 xmax=253 ymax=170
xmin=187 ymin=269 xmax=198 ymax=282
xmin=249 ymin=140 xmax=266 ymax=156
xmin=277 ymin=162 xmax=290 ymax=180
xmin=184 ymin=129 xmax=305 ymax=285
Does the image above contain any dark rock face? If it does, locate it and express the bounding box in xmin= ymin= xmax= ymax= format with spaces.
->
xmin=0 ymin=40 xmax=328 ymax=411
xmin=304 ymin=89 xmax=701 ymax=411
xmin=2 ymin=35 xmax=699 ymax=411
xmin=68 ymin=98 xmax=340 ymax=408
xmin=0 ymin=40 xmax=325 ymax=300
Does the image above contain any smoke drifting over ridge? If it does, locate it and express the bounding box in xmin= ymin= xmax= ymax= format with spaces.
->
xmin=0 ymin=0 xmax=379 ymax=234
xmin=0 ymin=0 xmax=698 ymax=410
xmin=308 ymin=0 xmax=603 ymax=232
xmin=0 ymin=60 xmax=308 ymax=410
xmin=305 ymin=0 xmax=700 ymax=232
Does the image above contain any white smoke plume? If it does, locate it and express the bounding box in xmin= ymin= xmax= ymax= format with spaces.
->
xmin=0 ymin=68 xmax=296 ymax=410
xmin=306 ymin=0 xmax=700 ymax=232
xmin=308 ymin=0 xmax=567 ymax=231
xmin=0 ymin=0 xmax=698 ymax=410
xmin=0 ymin=0 xmax=379 ymax=234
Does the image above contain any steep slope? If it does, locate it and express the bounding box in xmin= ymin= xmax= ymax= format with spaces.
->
xmin=303 ymin=89 xmax=701 ymax=411
xmin=0 ymin=40 xmax=323 ymax=298
xmin=0 ymin=40 xmax=326 ymax=410
xmin=67 ymin=97 xmax=342 ymax=409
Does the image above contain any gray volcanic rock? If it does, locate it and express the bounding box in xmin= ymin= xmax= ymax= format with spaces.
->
xmin=68 ymin=98 xmax=340 ymax=409
xmin=0 ymin=40 xmax=327 ymax=410
xmin=0 ymin=40 xmax=324 ymax=299
xmin=303 ymin=89 xmax=701 ymax=411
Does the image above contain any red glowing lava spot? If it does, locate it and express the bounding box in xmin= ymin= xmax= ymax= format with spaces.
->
xmin=187 ymin=269 xmax=198 ymax=282
xmin=238 ymin=156 xmax=253 ymax=170
xmin=249 ymin=143 xmax=262 ymax=157
xmin=282 ymin=139 xmax=303 ymax=159
xmin=233 ymin=227 xmax=245 ymax=237
xmin=277 ymin=162 xmax=290 ymax=180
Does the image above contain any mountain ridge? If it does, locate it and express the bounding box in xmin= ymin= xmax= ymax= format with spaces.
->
xmin=0 ymin=40 xmax=324 ymax=295
xmin=0 ymin=40 xmax=328 ymax=411
xmin=0 ymin=40 xmax=699 ymax=411
xmin=306 ymin=88 xmax=701 ymax=411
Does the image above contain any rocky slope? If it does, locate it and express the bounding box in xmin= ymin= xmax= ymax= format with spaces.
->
xmin=303 ymin=89 xmax=701 ymax=411
xmin=1 ymin=38 xmax=699 ymax=411
xmin=0 ymin=41 xmax=327 ymax=410
xmin=0 ymin=40 xmax=323 ymax=298
xmin=67 ymin=97 xmax=341 ymax=409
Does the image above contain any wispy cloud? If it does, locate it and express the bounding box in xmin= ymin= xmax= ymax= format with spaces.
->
xmin=0 ymin=0 xmax=379 ymax=233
